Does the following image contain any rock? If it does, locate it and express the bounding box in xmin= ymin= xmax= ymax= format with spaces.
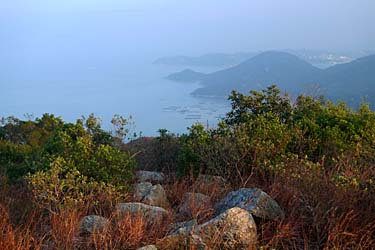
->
xmin=116 ymin=202 xmax=169 ymax=224
xmin=196 ymin=207 xmax=257 ymax=249
xmin=178 ymin=192 xmax=212 ymax=217
xmin=137 ymin=245 xmax=158 ymax=250
xmin=79 ymin=215 xmax=109 ymax=234
xmin=136 ymin=171 xmax=165 ymax=184
xmin=134 ymin=182 xmax=153 ymax=200
xmin=159 ymin=207 xmax=256 ymax=250
xmin=215 ymin=188 xmax=285 ymax=220
xmin=134 ymin=182 xmax=170 ymax=208
xmin=167 ymin=219 xmax=197 ymax=235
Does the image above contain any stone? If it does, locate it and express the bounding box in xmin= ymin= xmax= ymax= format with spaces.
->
xmin=196 ymin=207 xmax=257 ymax=249
xmin=178 ymin=192 xmax=212 ymax=217
xmin=134 ymin=182 xmax=153 ymax=200
xmin=158 ymin=207 xmax=257 ymax=250
xmin=116 ymin=202 xmax=169 ymax=224
xmin=79 ymin=215 xmax=109 ymax=234
xmin=134 ymin=182 xmax=170 ymax=208
xmin=215 ymin=188 xmax=285 ymax=220
xmin=167 ymin=219 xmax=197 ymax=235
xmin=137 ymin=245 xmax=158 ymax=250
xmin=136 ymin=171 xmax=165 ymax=184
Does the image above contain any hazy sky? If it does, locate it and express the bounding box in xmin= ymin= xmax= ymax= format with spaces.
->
xmin=1 ymin=0 xmax=374 ymax=60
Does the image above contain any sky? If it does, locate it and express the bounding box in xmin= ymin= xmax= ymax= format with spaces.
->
xmin=1 ymin=0 xmax=374 ymax=60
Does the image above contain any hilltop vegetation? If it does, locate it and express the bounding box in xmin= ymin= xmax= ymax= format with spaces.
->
xmin=1 ymin=86 xmax=375 ymax=249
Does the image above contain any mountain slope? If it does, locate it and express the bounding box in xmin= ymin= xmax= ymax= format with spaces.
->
xmin=193 ymin=51 xmax=322 ymax=96
xmin=165 ymin=51 xmax=375 ymax=107
xmin=166 ymin=69 xmax=206 ymax=83
xmin=154 ymin=52 xmax=258 ymax=67
xmin=321 ymin=55 xmax=375 ymax=106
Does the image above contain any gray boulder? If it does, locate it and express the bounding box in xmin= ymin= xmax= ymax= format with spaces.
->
xmin=178 ymin=192 xmax=212 ymax=217
xmin=158 ymin=207 xmax=256 ymax=250
xmin=137 ymin=245 xmax=158 ymax=250
xmin=196 ymin=207 xmax=257 ymax=249
xmin=136 ymin=171 xmax=165 ymax=184
xmin=215 ymin=188 xmax=285 ymax=220
xmin=167 ymin=219 xmax=197 ymax=235
xmin=116 ymin=202 xmax=169 ymax=224
xmin=134 ymin=182 xmax=170 ymax=208
xmin=79 ymin=215 xmax=109 ymax=234
xmin=134 ymin=182 xmax=153 ymax=199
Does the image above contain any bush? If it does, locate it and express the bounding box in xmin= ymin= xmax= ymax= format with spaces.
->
xmin=178 ymin=85 xmax=375 ymax=189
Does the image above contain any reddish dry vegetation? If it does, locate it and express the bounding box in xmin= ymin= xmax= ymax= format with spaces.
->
xmin=1 ymin=167 xmax=374 ymax=250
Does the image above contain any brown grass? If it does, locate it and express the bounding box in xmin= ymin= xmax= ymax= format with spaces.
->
xmin=1 ymin=165 xmax=374 ymax=250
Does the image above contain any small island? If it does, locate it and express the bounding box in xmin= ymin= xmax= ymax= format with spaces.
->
xmin=166 ymin=69 xmax=206 ymax=83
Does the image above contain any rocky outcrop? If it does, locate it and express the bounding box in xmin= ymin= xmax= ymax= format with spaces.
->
xmin=136 ymin=171 xmax=165 ymax=184
xmin=79 ymin=215 xmax=109 ymax=234
xmin=215 ymin=188 xmax=285 ymax=220
xmin=158 ymin=207 xmax=257 ymax=250
xmin=197 ymin=207 xmax=257 ymax=249
xmin=134 ymin=182 xmax=170 ymax=208
xmin=116 ymin=202 xmax=169 ymax=224
xmin=178 ymin=192 xmax=212 ymax=217
xmin=137 ymin=245 xmax=158 ymax=250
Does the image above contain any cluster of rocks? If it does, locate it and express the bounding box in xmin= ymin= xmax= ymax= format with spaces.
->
xmin=79 ymin=171 xmax=285 ymax=250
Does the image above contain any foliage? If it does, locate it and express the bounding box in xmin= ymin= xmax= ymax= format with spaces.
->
xmin=178 ymin=85 xmax=375 ymax=189
xmin=26 ymin=157 xmax=125 ymax=211
xmin=0 ymin=114 xmax=135 ymax=209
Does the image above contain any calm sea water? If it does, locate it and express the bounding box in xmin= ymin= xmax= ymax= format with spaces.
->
xmin=0 ymin=57 xmax=229 ymax=136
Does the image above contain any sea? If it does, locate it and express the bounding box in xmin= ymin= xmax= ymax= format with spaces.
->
xmin=0 ymin=57 xmax=229 ymax=136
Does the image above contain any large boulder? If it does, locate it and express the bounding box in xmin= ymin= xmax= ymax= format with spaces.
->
xmin=136 ymin=171 xmax=165 ymax=184
xmin=215 ymin=188 xmax=285 ymax=220
xmin=79 ymin=215 xmax=109 ymax=234
xmin=116 ymin=202 xmax=169 ymax=224
xmin=158 ymin=207 xmax=257 ymax=250
xmin=137 ymin=245 xmax=158 ymax=250
xmin=196 ymin=207 xmax=257 ymax=249
xmin=178 ymin=192 xmax=212 ymax=218
xmin=134 ymin=182 xmax=170 ymax=208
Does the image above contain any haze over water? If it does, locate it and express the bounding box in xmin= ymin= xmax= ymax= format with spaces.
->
xmin=1 ymin=0 xmax=374 ymax=135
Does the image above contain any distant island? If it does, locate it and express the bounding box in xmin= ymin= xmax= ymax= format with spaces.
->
xmin=166 ymin=69 xmax=206 ymax=83
xmin=155 ymin=52 xmax=258 ymax=67
xmin=166 ymin=51 xmax=375 ymax=107
xmin=155 ymin=49 xmax=369 ymax=68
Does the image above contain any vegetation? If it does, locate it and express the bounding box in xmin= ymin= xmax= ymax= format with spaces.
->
xmin=0 ymin=86 xmax=374 ymax=249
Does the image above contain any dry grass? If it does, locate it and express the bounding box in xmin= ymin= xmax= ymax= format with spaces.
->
xmin=1 ymin=166 xmax=374 ymax=250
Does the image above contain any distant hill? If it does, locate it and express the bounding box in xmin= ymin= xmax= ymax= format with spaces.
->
xmin=154 ymin=52 xmax=258 ymax=67
xmin=192 ymin=51 xmax=322 ymax=96
xmin=321 ymin=55 xmax=375 ymax=106
xmin=166 ymin=51 xmax=375 ymax=107
xmin=155 ymin=50 xmax=362 ymax=68
xmin=166 ymin=69 xmax=206 ymax=83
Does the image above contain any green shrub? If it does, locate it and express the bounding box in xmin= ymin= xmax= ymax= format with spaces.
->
xmin=0 ymin=114 xmax=135 ymax=185
xmin=177 ymin=86 xmax=375 ymax=188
